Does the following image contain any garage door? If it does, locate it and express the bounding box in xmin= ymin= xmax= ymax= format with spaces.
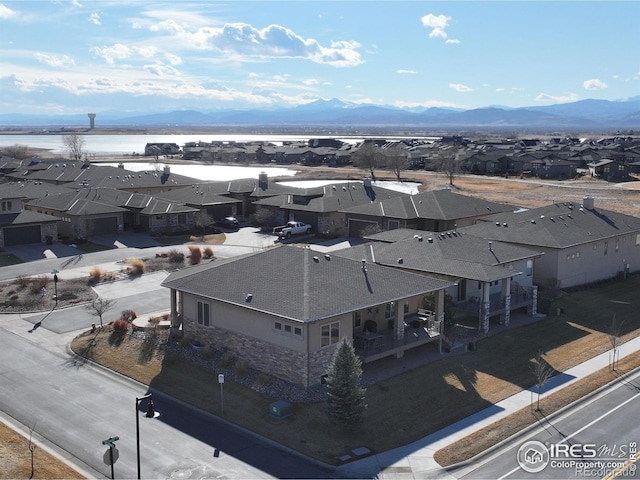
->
xmin=348 ymin=219 xmax=379 ymax=238
xmin=4 ymin=225 xmax=42 ymax=246
xmin=88 ymin=217 xmax=118 ymax=235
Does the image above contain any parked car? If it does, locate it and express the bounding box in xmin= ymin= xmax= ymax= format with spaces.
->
xmin=215 ymin=216 xmax=239 ymax=229
xmin=273 ymin=221 xmax=312 ymax=238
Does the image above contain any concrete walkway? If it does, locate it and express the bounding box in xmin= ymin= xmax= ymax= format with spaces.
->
xmin=335 ymin=335 xmax=640 ymax=479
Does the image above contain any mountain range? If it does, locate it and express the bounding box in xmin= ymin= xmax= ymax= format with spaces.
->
xmin=1 ymin=97 xmax=639 ymax=133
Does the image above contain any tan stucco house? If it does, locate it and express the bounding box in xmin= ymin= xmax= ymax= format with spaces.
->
xmin=161 ymin=245 xmax=454 ymax=387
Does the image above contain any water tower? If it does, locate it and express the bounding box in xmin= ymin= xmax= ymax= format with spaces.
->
xmin=88 ymin=113 xmax=96 ymax=129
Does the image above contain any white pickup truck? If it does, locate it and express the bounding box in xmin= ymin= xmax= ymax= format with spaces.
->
xmin=273 ymin=221 xmax=312 ymax=238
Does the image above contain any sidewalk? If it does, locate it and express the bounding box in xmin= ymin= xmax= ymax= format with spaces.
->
xmin=335 ymin=335 xmax=640 ymax=479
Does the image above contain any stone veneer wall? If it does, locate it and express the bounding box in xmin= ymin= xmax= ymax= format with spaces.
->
xmin=190 ymin=323 xmax=310 ymax=386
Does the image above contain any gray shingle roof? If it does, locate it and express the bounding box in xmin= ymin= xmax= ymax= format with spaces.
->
xmin=340 ymin=189 xmax=514 ymax=220
xmin=334 ymin=229 xmax=541 ymax=282
xmin=0 ymin=210 xmax=61 ymax=226
xmin=458 ymin=200 xmax=640 ymax=248
xmin=161 ymin=245 xmax=454 ymax=323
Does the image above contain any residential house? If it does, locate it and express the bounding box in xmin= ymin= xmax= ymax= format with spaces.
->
xmin=0 ymin=191 xmax=60 ymax=247
xmin=458 ymin=196 xmax=640 ymax=288
xmin=333 ymin=229 xmax=542 ymax=333
xmin=339 ymin=188 xmax=515 ymax=236
xmin=26 ymin=187 xmax=198 ymax=238
xmin=253 ymin=179 xmax=408 ymax=237
xmin=144 ymin=143 xmax=180 ymax=157
xmin=161 ymin=245 xmax=454 ymax=387
xmin=588 ymin=159 xmax=631 ymax=181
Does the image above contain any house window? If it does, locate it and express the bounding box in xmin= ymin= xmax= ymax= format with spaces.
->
xmin=321 ymin=321 xmax=340 ymax=347
xmin=404 ymin=303 xmax=410 ymax=314
xmin=526 ymin=260 xmax=533 ymax=276
xmin=604 ymin=241 xmax=608 ymax=256
xmin=388 ymin=220 xmax=400 ymax=230
xmin=155 ymin=215 xmax=163 ymax=220
xmin=197 ymin=301 xmax=210 ymax=326
xmin=274 ymin=321 xmax=302 ymax=337
xmin=1 ymin=201 xmax=11 ymax=211
xmin=178 ymin=213 xmax=187 ymax=224
xmin=636 ymin=234 xmax=640 ymax=246
xmin=353 ymin=311 xmax=361 ymax=328
xmin=615 ymin=239 xmax=619 ymax=252
xmin=385 ymin=302 xmax=395 ymax=320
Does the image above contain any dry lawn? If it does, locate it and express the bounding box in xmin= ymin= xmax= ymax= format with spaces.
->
xmin=68 ymin=275 xmax=640 ymax=465
xmin=0 ymin=421 xmax=84 ymax=479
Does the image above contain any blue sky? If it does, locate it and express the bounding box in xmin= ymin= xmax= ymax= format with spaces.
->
xmin=1 ymin=1 xmax=639 ymax=115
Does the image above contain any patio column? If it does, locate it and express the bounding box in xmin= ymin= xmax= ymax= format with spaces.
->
xmin=480 ymin=282 xmax=490 ymax=334
xmin=501 ymin=277 xmax=511 ymax=326
xmin=394 ymin=301 xmax=405 ymax=341
xmin=527 ymin=285 xmax=538 ymax=316
xmin=169 ymin=289 xmax=181 ymax=327
xmin=436 ymin=289 xmax=445 ymax=354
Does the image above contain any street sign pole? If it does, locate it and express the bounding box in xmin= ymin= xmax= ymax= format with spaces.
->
xmin=218 ymin=374 xmax=225 ymax=416
xmin=102 ymin=436 xmax=120 ymax=479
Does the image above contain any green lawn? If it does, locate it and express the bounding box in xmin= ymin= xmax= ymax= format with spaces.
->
xmin=72 ymin=274 xmax=640 ymax=465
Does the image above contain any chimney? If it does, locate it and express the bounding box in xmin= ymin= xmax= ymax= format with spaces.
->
xmin=163 ymin=165 xmax=170 ymax=176
xmin=583 ymin=195 xmax=594 ymax=210
xmin=363 ymin=177 xmax=372 ymax=188
xmin=258 ymin=171 xmax=268 ymax=188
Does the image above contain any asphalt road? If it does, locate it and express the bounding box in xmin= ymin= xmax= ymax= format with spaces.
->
xmin=451 ymin=368 xmax=640 ymax=479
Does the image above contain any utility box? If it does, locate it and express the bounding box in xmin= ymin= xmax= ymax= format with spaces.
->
xmin=269 ymin=400 xmax=292 ymax=419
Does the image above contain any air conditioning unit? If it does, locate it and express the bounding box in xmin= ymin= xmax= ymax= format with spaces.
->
xmin=269 ymin=400 xmax=292 ymax=419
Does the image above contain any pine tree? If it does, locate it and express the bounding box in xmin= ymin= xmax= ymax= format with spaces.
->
xmin=325 ymin=339 xmax=367 ymax=426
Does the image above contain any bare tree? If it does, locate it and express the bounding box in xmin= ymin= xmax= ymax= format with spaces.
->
xmin=1 ymin=143 xmax=30 ymax=159
xmin=26 ymin=422 xmax=37 ymax=479
xmin=86 ymin=297 xmax=117 ymax=328
xmin=435 ymin=146 xmax=463 ymax=186
xmin=351 ymin=141 xmax=383 ymax=180
xmin=384 ymin=142 xmax=409 ymax=181
xmin=532 ymin=351 xmax=554 ymax=412
xmin=62 ymin=134 xmax=85 ymax=161
xmin=608 ymin=314 xmax=624 ymax=371
xmin=194 ymin=211 xmax=214 ymax=237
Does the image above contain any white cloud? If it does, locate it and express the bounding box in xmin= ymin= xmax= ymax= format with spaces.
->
xmin=397 ymin=69 xmax=417 ymax=75
xmin=136 ymin=46 xmax=158 ymax=58
xmin=449 ymin=83 xmax=473 ymax=92
xmin=164 ymin=53 xmax=182 ymax=65
xmin=149 ymin=20 xmax=363 ymax=67
xmin=445 ymin=39 xmax=460 ymax=44
xmin=535 ymin=92 xmax=580 ymax=103
xmin=34 ymin=53 xmax=76 ymax=68
xmin=144 ymin=62 xmax=180 ymax=77
xmin=89 ymin=12 xmax=101 ymax=25
xmin=495 ymin=87 xmax=506 ymax=92
xmin=302 ymin=78 xmax=320 ymax=85
xmin=91 ymin=43 xmax=133 ymax=64
xmin=0 ymin=3 xmax=16 ymax=18
xmin=421 ymin=14 xmax=451 ymax=39
xmin=583 ymin=78 xmax=608 ymax=90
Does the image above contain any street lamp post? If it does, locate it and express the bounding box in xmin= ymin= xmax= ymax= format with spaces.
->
xmin=135 ymin=394 xmax=158 ymax=479
xmin=51 ymin=269 xmax=59 ymax=305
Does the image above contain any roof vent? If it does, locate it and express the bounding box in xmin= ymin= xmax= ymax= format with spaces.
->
xmin=313 ymin=256 xmax=319 ymax=262
xmin=324 ymin=254 xmax=331 ymax=260
xmin=503 ymin=223 xmax=507 ymax=227
xmin=398 ymin=258 xmax=403 ymax=264
xmin=496 ymin=222 xmax=500 ymax=226
xmin=488 ymin=241 xmax=493 ymax=252
xmin=361 ymin=259 xmax=367 ymax=272
xmin=583 ymin=194 xmax=595 ymax=210
xmin=427 ymin=237 xmax=433 ymax=243
xmin=245 ymin=294 xmax=253 ymax=302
